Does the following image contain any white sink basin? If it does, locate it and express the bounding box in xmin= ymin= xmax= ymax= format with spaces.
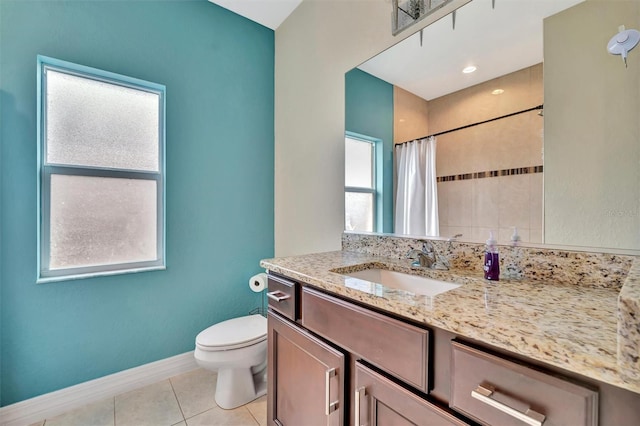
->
xmin=344 ymin=268 xmax=460 ymax=297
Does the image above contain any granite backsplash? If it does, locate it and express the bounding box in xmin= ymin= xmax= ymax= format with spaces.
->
xmin=342 ymin=232 xmax=635 ymax=290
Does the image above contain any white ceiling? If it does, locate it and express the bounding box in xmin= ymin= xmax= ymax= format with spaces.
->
xmin=209 ymin=0 xmax=584 ymax=99
xmin=208 ymin=0 xmax=302 ymax=30
xmin=358 ymin=0 xmax=584 ymax=100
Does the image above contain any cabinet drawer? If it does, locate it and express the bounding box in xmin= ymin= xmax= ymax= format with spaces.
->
xmin=302 ymin=287 xmax=430 ymax=392
xmin=450 ymin=341 xmax=598 ymax=426
xmin=267 ymin=275 xmax=298 ymax=321
xmin=356 ymin=362 xmax=470 ymax=426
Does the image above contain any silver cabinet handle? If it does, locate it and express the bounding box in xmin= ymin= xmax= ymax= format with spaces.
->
xmin=266 ymin=290 xmax=291 ymax=302
xmin=325 ymin=368 xmax=338 ymax=415
xmin=354 ymin=386 xmax=366 ymax=426
xmin=471 ymin=385 xmax=546 ymax=426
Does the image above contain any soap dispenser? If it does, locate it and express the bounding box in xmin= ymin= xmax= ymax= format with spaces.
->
xmin=510 ymin=227 xmax=521 ymax=246
xmin=483 ymin=231 xmax=500 ymax=281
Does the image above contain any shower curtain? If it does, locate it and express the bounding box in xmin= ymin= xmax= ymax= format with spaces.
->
xmin=394 ymin=136 xmax=439 ymax=236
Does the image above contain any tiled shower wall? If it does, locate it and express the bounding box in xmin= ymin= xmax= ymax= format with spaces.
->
xmin=436 ymin=108 xmax=543 ymax=244
xmin=397 ymin=64 xmax=544 ymax=244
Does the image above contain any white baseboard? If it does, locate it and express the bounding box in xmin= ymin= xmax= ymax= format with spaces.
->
xmin=0 ymin=351 xmax=199 ymax=426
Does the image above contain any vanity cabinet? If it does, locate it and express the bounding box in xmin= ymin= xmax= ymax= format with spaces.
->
xmin=355 ymin=362 xmax=470 ymax=426
xmin=450 ymin=341 xmax=598 ymax=426
xmin=267 ymin=274 xmax=462 ymax=426
xmin=266 ymin=272 xmax=637 ymax=426
xmin=301 ymin=287 xmax=430 ymax=393
xmin=267 ymin=310 xmax=345 ymax=426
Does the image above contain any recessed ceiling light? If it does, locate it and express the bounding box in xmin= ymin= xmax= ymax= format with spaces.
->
xmin=492 ymin=89 xmax=504 ymax=95
xmin=399 ymin=118 xmax=406 ymax=123
xmin=462 ymin=66 xmax=477 ymax=74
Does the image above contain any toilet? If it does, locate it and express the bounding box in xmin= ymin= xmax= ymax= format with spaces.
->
xmin=194 ymin=314 xmax=267 ymax=409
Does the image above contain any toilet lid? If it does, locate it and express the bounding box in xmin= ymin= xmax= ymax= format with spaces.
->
xmin=196 ymin=314 xmax=267 ymax=351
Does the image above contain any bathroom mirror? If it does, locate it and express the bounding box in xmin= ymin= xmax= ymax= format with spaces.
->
xmin=345 ymin=0 xmax=640 ymax=251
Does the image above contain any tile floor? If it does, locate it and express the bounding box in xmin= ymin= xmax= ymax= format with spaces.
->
xmin=29 ymin=369 xmax=266 ymax=426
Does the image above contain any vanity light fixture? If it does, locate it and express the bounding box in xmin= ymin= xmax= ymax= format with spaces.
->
xmin=462 ymin=66 xmax=477 ymax=74
xmin=391 ymin=0 xmax=457 ymax=36
xmin=607 ymin=25 xmax=640 ymax=67
xmin=491 ymin=89 xmax=504 ymax=95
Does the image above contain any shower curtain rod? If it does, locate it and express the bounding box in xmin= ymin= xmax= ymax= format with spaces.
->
xmin=397 ymin=104 xmax=544 ymax=145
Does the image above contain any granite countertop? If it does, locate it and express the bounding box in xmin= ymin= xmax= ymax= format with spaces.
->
xmin=261 ymin=250 xmax=640 ymax=395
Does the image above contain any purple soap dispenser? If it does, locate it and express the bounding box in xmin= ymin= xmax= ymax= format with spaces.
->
xmin=483 ymin=231 xmax=500 ymax=281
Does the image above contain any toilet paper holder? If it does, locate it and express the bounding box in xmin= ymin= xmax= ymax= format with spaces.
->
xmin=249 ymin=272 xmax=269 ymax=317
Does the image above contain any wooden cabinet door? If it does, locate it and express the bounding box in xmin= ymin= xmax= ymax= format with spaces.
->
xmin=267 ymin=311 xmax=345 ymax=426
xmin=355 ymin=362 xmax=470 ymax=426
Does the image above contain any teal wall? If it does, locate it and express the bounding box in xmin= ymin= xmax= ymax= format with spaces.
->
xmin=0 ymin=0 xmax=274 ymax=406
xmin=344 ymin=69 xmax=394 ymax=233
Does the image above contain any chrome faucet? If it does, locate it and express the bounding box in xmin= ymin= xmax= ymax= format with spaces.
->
xmin=406 ymin=240 xmax=450 ymax=270
xmin=406 ymin=241 xmax=436 ymax=268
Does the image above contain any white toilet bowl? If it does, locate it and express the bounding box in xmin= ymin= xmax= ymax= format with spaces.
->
xmin=194 ymin=314 xmax=267 ymax=410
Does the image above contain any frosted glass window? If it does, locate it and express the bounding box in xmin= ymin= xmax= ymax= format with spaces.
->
xmin=38 ymin=56 xmax=165 ymax=282
xmin=49 ymin=175 xmax=157 ymax=269
xmin=46 ymin=69 xmax=160 ymax=171
xmin=345 ymin=192 xmax=374 ymax=232
xmin=345 ymin=137 xmax=374 ymax=188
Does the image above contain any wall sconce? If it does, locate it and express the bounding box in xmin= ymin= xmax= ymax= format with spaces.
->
xmin=607 ymin=26 xmax=640 ymax=67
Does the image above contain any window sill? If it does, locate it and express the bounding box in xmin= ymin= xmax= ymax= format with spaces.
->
xmin=37 ymin=265 xmax=166 ymax=284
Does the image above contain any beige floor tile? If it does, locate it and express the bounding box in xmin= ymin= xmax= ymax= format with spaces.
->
xmin=44 ymin=398 xmax=114 ymax=426
xmin=246 ymin=396 xmax=266 ymax=426
xmin=186 ymin=406 xmax=258 ymax=426
xmin=170 ymin=368 xmax=218 ymax=418
xmin=115 ymin=380 xmax=183 ymax=426
xmin=29 ymin=375 xmax=264 ymax=426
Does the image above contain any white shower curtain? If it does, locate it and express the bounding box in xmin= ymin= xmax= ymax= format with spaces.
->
xmin=394 ymin=136 xmax=439 ymax=236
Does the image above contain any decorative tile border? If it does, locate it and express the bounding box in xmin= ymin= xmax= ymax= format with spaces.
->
xmin=437 ymin=165 xmax=543 ymax=183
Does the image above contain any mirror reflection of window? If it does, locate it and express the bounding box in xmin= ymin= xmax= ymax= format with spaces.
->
xmin=345 ymin=135 xmax=376 ymax=232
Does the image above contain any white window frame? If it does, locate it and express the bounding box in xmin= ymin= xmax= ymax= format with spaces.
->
xmin=37 ymin=56 xmax=166 ymax=282
xmin=345 ymin=133 xmax=378 ymax=232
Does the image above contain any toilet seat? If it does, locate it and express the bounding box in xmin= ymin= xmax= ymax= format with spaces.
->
xmin=196 ymin=314 xmax=267 ymax=351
